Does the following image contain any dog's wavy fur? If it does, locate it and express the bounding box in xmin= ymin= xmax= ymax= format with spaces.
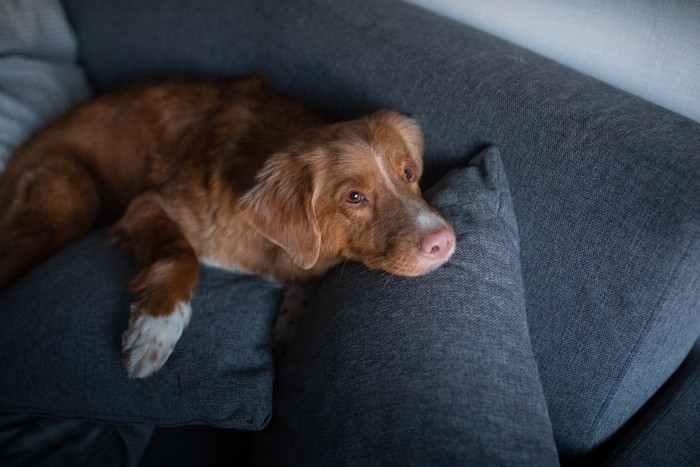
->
xmin=0 ymin=75 xmax=455 ymax=377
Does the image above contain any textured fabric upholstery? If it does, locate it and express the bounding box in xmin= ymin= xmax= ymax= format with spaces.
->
xmin=406 ymin=0 xmax=700 ymax=123
xmin=603 ymin=337 xmax=700 ymax=466
xmin=0 ymin=414 xmax=152 ymax=467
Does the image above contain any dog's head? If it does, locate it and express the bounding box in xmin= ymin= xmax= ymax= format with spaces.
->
xmin=240 ymin=111 xmax=455 ymax=277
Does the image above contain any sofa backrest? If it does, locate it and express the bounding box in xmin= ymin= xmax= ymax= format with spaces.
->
xmin=406 ymin=0 xmax=700 ymax=123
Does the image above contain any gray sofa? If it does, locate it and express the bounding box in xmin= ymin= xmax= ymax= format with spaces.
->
xmin=0 ymin=0 xmax=698 ymax=465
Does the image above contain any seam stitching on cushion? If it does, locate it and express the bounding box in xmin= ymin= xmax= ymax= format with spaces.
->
xmin=495 ymin=151 xmax=556 ymax=432
xmin=494 ymin=152 xmax=518 ymax=291
xmin=582 ymin=227 xmax=700 ymax=447
xmin=0 ymin=400 xmax=267 ymax=428
xmin=494 ymin=148 xmax=518 ymax=250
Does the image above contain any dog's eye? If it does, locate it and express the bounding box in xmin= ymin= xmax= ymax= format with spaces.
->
xmin=346 ymin=191 xmax=364 ymax=204
xmin=404 ymin=167 xmax=414 ymax=181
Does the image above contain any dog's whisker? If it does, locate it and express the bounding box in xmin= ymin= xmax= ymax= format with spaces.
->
xmin=339 ymin=258 xmax=349 ymax=278
xmin=381 ymin=274 xmax=394 ymax=290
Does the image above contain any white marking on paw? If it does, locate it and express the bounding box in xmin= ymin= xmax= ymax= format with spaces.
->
xmin=121 ymin=301 xmax=192 ymax=378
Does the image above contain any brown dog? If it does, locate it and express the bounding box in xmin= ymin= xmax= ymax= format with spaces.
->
xmin=0 ymin=75 xmax=455 ymax=377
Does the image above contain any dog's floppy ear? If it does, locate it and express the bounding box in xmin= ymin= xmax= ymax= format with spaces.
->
xmin=239 ymin=152 xmax=321 ymax=270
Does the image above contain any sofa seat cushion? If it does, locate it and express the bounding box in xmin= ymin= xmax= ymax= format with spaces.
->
xmin=603 ymin=336 xmax=700 ymax=466
xmin=251 ymin=147 xmax=559 ymax=465
xmin=0 ymin=232 xmax=280 ymax=430
xmin=0 ymin=413 xmax=153 ymax=467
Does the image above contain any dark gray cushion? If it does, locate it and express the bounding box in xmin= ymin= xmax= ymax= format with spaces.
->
xmin=0 ymin=413 xmax=153 ymax=467
xmin=0 ymin=232 xmax=279 ymax=430
xmin=250 ymin=147 xmax=559 ymax=465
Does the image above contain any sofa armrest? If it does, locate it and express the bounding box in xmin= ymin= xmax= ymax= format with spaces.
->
xmin=405 ymin=0 xmax=700 ymax=123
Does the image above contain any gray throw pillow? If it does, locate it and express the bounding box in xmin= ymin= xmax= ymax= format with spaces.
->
xmin=0 ymin=0 xmax=92 ymax=172
xmin=251 ymin=146 xmax=559 ymax=465
xmin=0 ymin=232 xmax=280 ymax=429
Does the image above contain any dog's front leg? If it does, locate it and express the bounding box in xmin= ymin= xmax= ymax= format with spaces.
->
xmin=112 ymin=193 xmax=200 ymax=378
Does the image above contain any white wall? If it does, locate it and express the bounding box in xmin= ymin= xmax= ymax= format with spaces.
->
xmin=406 ymin=0 xmax=700 ymax=122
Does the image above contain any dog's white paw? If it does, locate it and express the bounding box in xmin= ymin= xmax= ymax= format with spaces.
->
xmin=122 ymin=301 xmax=192 ymax=378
